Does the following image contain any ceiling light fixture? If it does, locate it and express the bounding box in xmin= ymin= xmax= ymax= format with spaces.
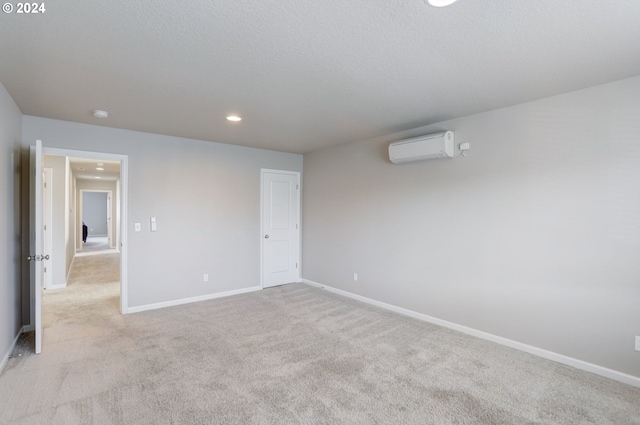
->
xmin=92 ymin=109 xmax=109 ymax=118
xmin=426 ymin=0 xmax=458 ymax=6
xmin=226 ymin=115 xmax=242 ymax=122
xmin=94 ymin=176 xmax=101 ymax=179
xmin=96 ymin=167 xmax=104 ymax=171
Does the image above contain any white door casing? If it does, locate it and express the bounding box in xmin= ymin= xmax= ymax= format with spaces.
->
xmin=261 ymin=169 xmax=301 ymax=288
xmin=39 ymin=146 xmax=129 ymax=315
xmin=107 ymin=193 xmax=112 ymax=248
xmin=79 ymin=189 xmax=113 ymax=251
xmin=29 ymin=140 xmax=45 ymax=354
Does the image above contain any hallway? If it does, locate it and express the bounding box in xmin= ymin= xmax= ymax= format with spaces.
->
xmin=44 ymin=253 xmax=121 ymax=327
xmin=78 ymin=236 xmax=111 ymax=254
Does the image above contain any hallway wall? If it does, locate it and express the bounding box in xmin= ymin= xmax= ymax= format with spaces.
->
xmin=43 ymin=155 xmax=69 ymax=288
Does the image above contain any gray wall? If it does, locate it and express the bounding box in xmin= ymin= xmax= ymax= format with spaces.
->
xmin=82 ymin=192 xmax=108 ymax=236
xmin=22 ymin=117 xmax=303 ymax=310
xmin=0 ymin=82 xmax=23 ymax=365
xmin=302 ymin=76 xmax=640 ymax=378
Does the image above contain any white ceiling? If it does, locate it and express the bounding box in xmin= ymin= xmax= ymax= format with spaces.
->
xmin=1 ymin=0 xmax=639 ymax=154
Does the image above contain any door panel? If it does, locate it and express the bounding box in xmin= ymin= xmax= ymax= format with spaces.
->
xmin=43 ymin=168 xmax=53 ymax=290
xmin=269 ymin=241 xmax=290 ymax=273
xmin=262 ymin=170 xmax=300 ymax=288
xmin=29 ymin=140 xmax=44 ymax=354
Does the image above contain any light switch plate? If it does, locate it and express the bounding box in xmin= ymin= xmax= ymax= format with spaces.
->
xmin=134 ymin=223 xmax=141 ymax=232
xmin=150 ymin=217 xmax=157 ymax=232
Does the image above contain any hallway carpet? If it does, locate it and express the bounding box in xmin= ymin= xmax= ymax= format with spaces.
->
xmin=79 ymin=236 xmax=110 ymax=253
xmin=1 ymin=257 xmax=638 ymax=424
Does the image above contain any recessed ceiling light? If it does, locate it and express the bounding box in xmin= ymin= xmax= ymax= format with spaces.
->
xmin=96 ymin=167 xmax=104 ymax=171
xmin=94 ymin=176 xmax=101 ymax=179
xmin=426 ymin=0 xmax=458 ymax=6
xmin=226 ymin=115 xmax=242 ymax=122
xmin=92 ymin=109 xmax=109 ymax=118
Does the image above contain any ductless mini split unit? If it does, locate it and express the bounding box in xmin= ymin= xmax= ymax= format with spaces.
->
xmin=389 ymin=131 xmax=455 ymax=164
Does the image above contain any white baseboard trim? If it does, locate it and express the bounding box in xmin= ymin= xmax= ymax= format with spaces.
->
xmin=301 ymin=278 xmax=640 ymax=388
xmin=302 ymin=279 xmax=323 ymax=288
xmin=125 ymin=285 xmax=263 ymax=314
xmin=48 ymin=284 xmax=67 ymax=290
xmin=0 ymin=329 xmax=23 ymax=374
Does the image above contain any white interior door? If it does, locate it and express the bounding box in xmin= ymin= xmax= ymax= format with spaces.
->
xmin=29 ymin=140 xmax=45 ymax=354
xmin=261 ymin=170 xmax=300 ymax=288
xmin=43 ymin=168 xmax=53 ymax=290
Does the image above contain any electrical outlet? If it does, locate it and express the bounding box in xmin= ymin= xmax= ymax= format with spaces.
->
xmin=353 ymin=273 xmax=358 ymax=281
xmin=635 ymin=336 xmax=640 ymax=352
xmin=203 ymin=274 xmax=209 ymax=282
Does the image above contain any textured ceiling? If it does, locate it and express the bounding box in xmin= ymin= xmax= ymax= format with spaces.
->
xmin=1 ymin=0 xmax=640 ymax=153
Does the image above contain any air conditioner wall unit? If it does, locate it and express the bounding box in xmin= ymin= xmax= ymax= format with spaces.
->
xmin=388 ymin=131 xmax=455 ymax=164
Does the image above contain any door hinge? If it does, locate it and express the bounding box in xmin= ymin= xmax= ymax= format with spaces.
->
xmin=296 ymin=263 xmax=298 ymax=269
xmin=296 ymin=184 xmax=299 ymax=190
xmin=44 ymin=224 xmax=46 ymax=230
xmin=44 ymin=267 xmax=47 ymax=273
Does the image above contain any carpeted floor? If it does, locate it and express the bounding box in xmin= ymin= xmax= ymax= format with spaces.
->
xmin=1 ymin=254 xmax=639 ymax=424
xmin=79 ymin=236 xmax=111 ymax=254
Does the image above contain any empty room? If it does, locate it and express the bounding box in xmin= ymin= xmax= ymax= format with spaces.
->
xmin=1 ymin=1 xmax=639 ymax=424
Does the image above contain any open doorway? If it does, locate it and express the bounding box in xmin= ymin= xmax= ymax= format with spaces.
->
xmin=77 ymin=188 xmax=119 ymax=256
xmin=29 ymin=143 xmax=128 ymax=355
xmin=36 ymin=148 xmax=127 ymax=351
xmin=80 ymin=191 xmax=111 ymax=253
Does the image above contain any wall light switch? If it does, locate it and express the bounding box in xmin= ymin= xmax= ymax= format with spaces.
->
xmin=150 ymin=217 xmax=157 ymax=232
xmin=134 ymin=223 xmax=141 ymax=232
xmin=635 ymin=336 xmax=640 ymax=352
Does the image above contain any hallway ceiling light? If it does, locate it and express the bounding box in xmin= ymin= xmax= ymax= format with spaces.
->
xmin=94 ymin=176 xmax=101 ymax=179
xmin=92 ymin=109 xmax=109 ymax=118
xmin=96 ymin=167 xmax=104 ymax=171
xmin=226 ymin=115 xmax=242 ymax=122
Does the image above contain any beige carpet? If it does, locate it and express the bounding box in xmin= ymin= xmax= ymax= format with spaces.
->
xmin=1 ymin=254 xmax=639 ymax=424
xmin=79 ymin=236 xmax=111 ymax=254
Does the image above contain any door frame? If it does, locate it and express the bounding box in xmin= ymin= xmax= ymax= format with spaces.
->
xmin=36 ymin=146 xmax=129 ymax=314
xmin=78 ymin=189 xmax=115 ymax=250
xmin=259 ymin=169 xmax=301 ymax=288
